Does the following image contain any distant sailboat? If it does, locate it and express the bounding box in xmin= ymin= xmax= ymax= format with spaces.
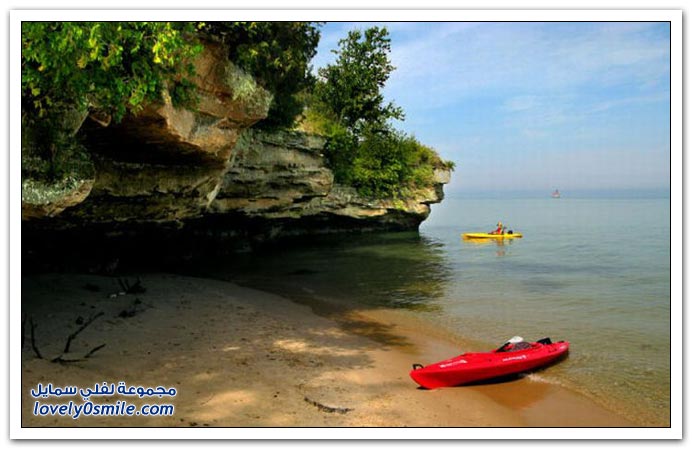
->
xmin=552 ymin=189 xmax=561 ymax=199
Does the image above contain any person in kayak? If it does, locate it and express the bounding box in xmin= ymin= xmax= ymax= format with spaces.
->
xmin=490 ymin=221 xmax=504 ymax=235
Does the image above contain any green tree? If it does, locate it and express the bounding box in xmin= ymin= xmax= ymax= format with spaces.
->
xmin=22 ymin=22 xmax=203 ymax=125
xmin=22 ymin=21 xmax=204 ymax=178
xmin=201 ymin=22 xmax=321 ymax=129
xmin=316 ymin=27 xmax=403 ymax=134
xmin=305 ymin=26 xmax=455 ymax=199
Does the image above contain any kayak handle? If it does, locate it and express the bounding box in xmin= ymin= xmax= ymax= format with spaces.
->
xmin=412 ymin=363 xmax=424 ymax=370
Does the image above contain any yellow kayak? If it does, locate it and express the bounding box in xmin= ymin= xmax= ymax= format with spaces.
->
xmin=462 ymin=232 xmax=523 ymax=239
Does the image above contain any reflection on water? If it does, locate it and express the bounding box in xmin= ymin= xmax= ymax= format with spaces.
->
xmin=420 ymin=197 xmax=671 ymax=427
xmin=190 ymin=232 xmax=454 ymax=310
xmin=461 ymin=236 xmax=518 ymax=257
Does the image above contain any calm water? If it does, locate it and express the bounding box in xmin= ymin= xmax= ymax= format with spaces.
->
xmin=420 ymin=197 xmax=671 ymax=426
xmin=200 ymin=196 xmax=671 ymax=426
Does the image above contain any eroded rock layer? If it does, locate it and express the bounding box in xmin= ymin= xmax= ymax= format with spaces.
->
xmin=21 ymin=42 xmax=451 ymax=263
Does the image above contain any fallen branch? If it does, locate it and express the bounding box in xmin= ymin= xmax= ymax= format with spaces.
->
xmin=53 ymin=344 xmax=107 ymax=364
xmin=28 ymin=313 xmax=106 ymax=364
xmin=50 ymin=311 xmax=105 ymax=363
xmin=304 ymin=396 xmax=353 ymax=414
xmin=84 ymin=343 xmax=106 ymax=359
xmin=62 ymin=312 xmax=104 ymax=354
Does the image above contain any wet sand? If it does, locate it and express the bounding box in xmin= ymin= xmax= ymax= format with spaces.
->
xmin=20 ymin=273 xmax=634 ymax=428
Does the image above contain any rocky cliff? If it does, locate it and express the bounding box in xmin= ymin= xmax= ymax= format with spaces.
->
xmin=21 ymin=41 xmax=451 ymax=259
xmin=207 ymin=129 xmax=451 ymax=234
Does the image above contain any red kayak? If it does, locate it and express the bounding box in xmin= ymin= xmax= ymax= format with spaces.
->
xmin=410 ymin=337 xmax=569 ymax=389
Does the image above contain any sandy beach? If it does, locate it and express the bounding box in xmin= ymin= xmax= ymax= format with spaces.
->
xmin=21 ymin=273 xmax=634 ymax=428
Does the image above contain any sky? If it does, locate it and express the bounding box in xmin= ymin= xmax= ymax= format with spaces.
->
xmin=311 ymin=22 xmax=671 ymax=195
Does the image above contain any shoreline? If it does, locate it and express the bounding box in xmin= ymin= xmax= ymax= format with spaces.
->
xmin=21 ymin=272 xmax=635 ymax=428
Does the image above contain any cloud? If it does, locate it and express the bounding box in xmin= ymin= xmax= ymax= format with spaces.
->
xmin=315 ymin=22 xmax=670 ymax=109
xmin=502 ymin=95 xmax=541 ymax=112
xmin=494 ymin=90 xmax=668 ymax=143
xmin=381 ymin=22 xmax=670 ymax=110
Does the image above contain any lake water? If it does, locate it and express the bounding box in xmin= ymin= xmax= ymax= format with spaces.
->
xmin=204 ymin=196 xmax=671 ymax=426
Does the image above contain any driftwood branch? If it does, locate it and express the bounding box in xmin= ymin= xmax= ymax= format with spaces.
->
xmin=84 ymin=343 xmax=106 ymax=359
xmin=51 ymin=311 xmax=105 ymax=364
xmin=27 ymin=312 xmax=106 ymax=364
xmin=304 ymin=396 xmax=353 ymax=414
xmin=62 ymin=311 xmax=104 ymax=354
xmin=53 ymin=343 xmax=107 ymax=364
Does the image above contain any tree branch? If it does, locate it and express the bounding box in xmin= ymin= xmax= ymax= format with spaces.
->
xmin=63 ymin=311 xmax=104 ymax=354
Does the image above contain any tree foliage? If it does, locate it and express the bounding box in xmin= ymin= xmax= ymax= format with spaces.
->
xmin=22 ymin=21 xmax=322 ymax=140
xmin=22 ymin=22 xmax=204 ymax=180
xmin=201 ymin=22 xmax=321 ymax=129
xmin=21 ymin=21 xmax=321 ymax=179
xmin=308 ymin=26 xmax=451 ymax=199
xmin=316 ymin=27 xmax=403 ymax=134
xmin=22 ymin=22 xmax=203 ymax=125
xmin=21 ymin=22 xmax=450 ymax=200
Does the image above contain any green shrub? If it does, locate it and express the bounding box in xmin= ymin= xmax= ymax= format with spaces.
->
xmin=349 ymin=129 xmax=440 ymax=198
xmin=200 ymin=22 xmax=321 ymax=129
xmin=303 ymin=25 xmax=453 ymax=199
xmin=323 ymin=125 xmax=358 ymax=185
xmin=321 ymin=125 xmax=451 ymax=199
